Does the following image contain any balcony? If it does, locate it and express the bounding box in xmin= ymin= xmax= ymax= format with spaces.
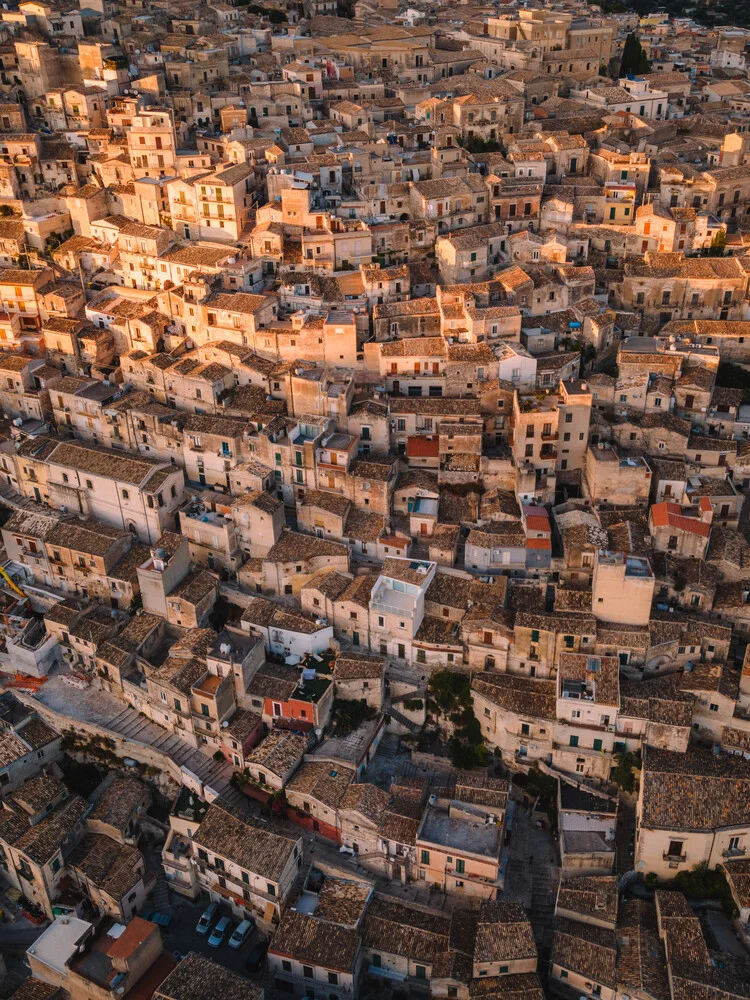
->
xmin=444 ymin=865 xmax=500 ymax=887
xmin=663 ymin=852 xmax=686 ymax=864
xmin=192 ymin=714 xmax=216 ymax=736
xmin=722 ymin=846 xmax=746 ymax=858
xmin=554 ymin=741 xmax=609 ymax=758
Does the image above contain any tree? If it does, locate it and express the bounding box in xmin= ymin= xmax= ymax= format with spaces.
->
xmin=706 ymin=228 xmax=727 ymax=257
xmin=611 ymin=750 xmax=641 ymax=792
xmin=619 ymin=33 xmax=650 ymax=77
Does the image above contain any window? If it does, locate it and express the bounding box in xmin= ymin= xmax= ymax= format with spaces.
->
xmin=415 ymin=966 xmax=426 ymax=980
xmin=709 ymin=703 xmax=719 ymax=712
xmin=267 ymin=883 xmax=276 ymax=896
xmin=421 ymin=849 xmax=430 ymax=864
xmin=122 ymin=489 xmax=129 ymax=500
xmin=328 ymin=973 xmax=338 ymax=986
xmin=521 ymin=723 xmax=530 ymax=736
xmin=593 ymin=738 xmax=603 ymax=751
xmin=667 ymin=840 xmax=683 ymax=858
xmin=302 ymin=966 xmax=314 ymax=979
xmin=569 ymin=735 xmax=579 ymax=747
xmin=455 ymin=858 xmax=465 ymax=874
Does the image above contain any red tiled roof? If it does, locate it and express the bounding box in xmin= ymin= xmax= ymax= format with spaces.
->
xmin=650 ymin=501 xmax=710 ymax=538
xmin=106 ymin=917 xmax=155 ymax=959
xmin=407 ymin=435 xmax=439 ymax=458
xmin=525 ymin=514 xmax=551 ymax=532
xmin=526 ymin=537 xmax=552 ymax=550
xmin=380 ymin=534 xmax=409 ymax=548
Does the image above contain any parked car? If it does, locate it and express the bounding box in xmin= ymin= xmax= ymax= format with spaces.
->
xmin=229 ymin=919 xmax=254 ymax=949
xmin=208 ymin=916 xmax=232 ymax=948
xmin=245 ymin=939 xmax=268 ymax=974
xmin=196 ymin=902 xmax=218 ymax=935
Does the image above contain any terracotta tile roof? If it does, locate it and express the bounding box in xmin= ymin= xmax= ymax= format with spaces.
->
xmin=650 ymin=502 xmax=710 ymax=538
xmin=474 ymin=901 xmax=536 ymax=963
xmin=472 ymin=674 xmax=556 ymax=722
xmin=407 ymin=435 xmax=440 ymax=458
xmin=269 ymin=909 xmax=360 ymax=972
xmin=362 ymin=896 xmax=452 ymax=963
xmin=155 ymin=953 xmax=262 ymax=1000
xmin=557 ymin=876 xmax=618 ymax=924
xmin=193 ymin=803 xmax=298 ymax=881
xmin=551 ymin=917 xmax=617 ymax=987
xmin=641 ymin=746 xmax=750 ymax=833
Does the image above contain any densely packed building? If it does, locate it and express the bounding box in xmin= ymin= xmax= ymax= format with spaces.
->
xmin=0 ymin=0 xmax=750 ymax=998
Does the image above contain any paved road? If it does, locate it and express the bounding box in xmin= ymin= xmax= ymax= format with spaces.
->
xmin=0 ymin=921 xmax=46 ymax=953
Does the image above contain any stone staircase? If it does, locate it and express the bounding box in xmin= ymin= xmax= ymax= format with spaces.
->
xmin=148 ymin=871 xmax=172 ymax=913
xmin=531 ymin=863 xmax=560 ymax=949
xmin=387 ymin=705 xmax=422 ymax=735
xmin=374 ymin=731 xmax=401 ymax=760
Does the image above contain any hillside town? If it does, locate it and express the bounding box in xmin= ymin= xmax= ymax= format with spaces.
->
xmin=0 ymin=0 xmax=749 ymax=999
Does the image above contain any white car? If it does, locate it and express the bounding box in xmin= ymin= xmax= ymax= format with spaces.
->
xmin=195 ymin=902 xmax=218 ymax=935
xmin=229 ymin=919 xmax=254 ymax=949
xmin=208 ymin=916 xmax=232 ymax=948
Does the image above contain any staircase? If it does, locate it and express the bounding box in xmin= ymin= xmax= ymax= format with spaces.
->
xmin=149 ymin=871 xmax=172 ymax=912
xmin=387 ymin=705 xmax=422 ymax=735
xmin=374 ymin=731 xmax=400 ymax=760
xmin=531 ymin=863 xmax=560 ymax=949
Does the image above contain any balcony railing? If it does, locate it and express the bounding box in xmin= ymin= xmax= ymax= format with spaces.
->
xmin=722 ymin=846 xmax=746 ymax=858
xmin=663 ymin=852 xmax=686 ymax=863
xmin=371 ymin=599 xmax=415 ymax=618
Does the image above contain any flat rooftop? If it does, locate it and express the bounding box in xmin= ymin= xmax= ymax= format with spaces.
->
xmin=309 ymin=716 xmax=382 ymax=766
xmin=27 ymin=916 xmax=93 ymax=976
xmin=418 ymin=805 xmax=501 ymax=859
xmin=209 ymin=628 xmax=260 ymax=662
